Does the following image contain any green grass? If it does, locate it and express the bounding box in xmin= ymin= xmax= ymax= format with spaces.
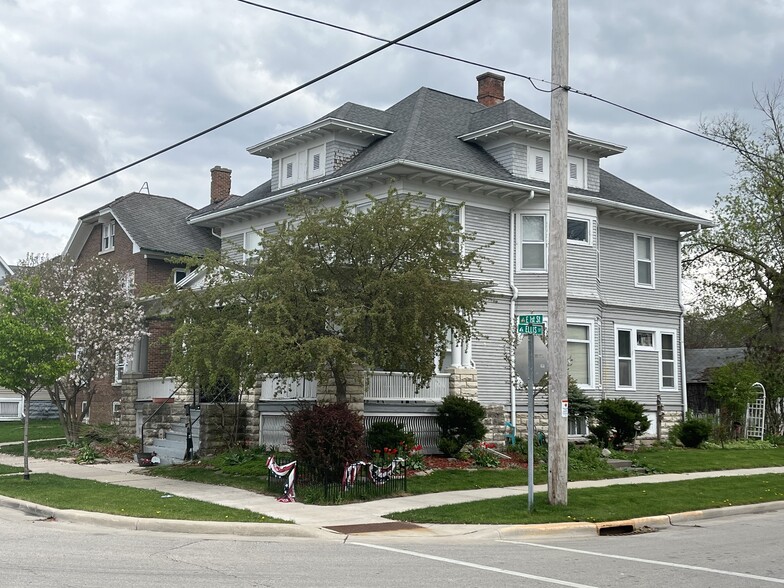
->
xmin=632 ymin=445 xmax=784 ymax=473
xmin=0 ymin=464 xmax=23 ymax=474
xmin=0 ymin=439 xmax=73 ymax=459
xmin=389 ymin=473 xmax=784 ymax=524
xmin=0 ymin=419 xmax=64 ymax=443
xmin=0 ymin=473 xmax=287 ymax=523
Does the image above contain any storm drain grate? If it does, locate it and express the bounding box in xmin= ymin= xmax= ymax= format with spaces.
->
xmin=325 ymin=521 xmax=424 ymax=534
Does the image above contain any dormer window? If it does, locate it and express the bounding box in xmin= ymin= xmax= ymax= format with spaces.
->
xmin=101 ymin=221 xmax=115 ymax=252
xmin=529 ymin=148 xmax=548 ymax=180
xmin=307 ymin=145 xmax=326 ymax=180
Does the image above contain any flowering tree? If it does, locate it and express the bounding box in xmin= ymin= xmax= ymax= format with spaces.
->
xmin=18 ymin=256 xmax=145 ymax=442
xmin=0 ymin=279 xmax=74 ymax=478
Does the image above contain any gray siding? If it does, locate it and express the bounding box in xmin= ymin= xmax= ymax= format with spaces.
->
xmin=463 ymin=205 xmax=510 ymax=290
xmin=326 ymin=140 xmax=364 ymax=175
xmin=486 ymin=143 xmax=526 ymax=177
xmin=221 ymin=234 xmax=244 ymax=263
xmin=270 ymin=159 xmax=280 ymax=191
xmin=566 ymin=225 xmax=599 ymax=297
xmin=473 ymin=297 xmax=514 ymax=407
xmin=586 ymin=159 xmax=600 ymax=192
xmin=598 ymin=227 xmax=681 ymax=312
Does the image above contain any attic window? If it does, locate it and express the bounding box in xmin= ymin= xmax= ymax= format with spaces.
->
xmin=286 ymin=162 xmax=294 ymax=178
xmin=569 ymin=162 xmax=578 ymax=180
xmin=535 ymin=155 xmax=545 ymax=174
xmin=101 ymin=221 xmax=115 ymax=252
xmin=312 ymin=153 xmax=320 ymax=170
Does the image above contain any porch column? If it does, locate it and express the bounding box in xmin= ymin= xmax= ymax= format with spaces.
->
xmin=460 ymin=338 xmax=472 ymax=368
xmin=450 ymin=334 xmax=462 ymax=368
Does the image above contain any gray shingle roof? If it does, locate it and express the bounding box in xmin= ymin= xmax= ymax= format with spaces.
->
xmin=108 ymin=193 xmax=220 ymax=256
xmin=193 ymin=86 xmax=704 ymax=225
xmin=684 ymin=348 xmax=746 ymax=383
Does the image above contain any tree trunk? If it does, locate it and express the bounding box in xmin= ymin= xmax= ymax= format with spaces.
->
xmin=23 ymin=393 xmax=30 ymax=480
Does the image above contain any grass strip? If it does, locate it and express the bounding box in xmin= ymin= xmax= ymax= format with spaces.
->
xmin=0 ymin=464 xmax=23 ymax=475
xmin=0 ymin=473 xmax=287 ymax=523
xmin=0 ymin=439 xmax=72 ymax=458
xmin=632 ymin=447 xmax=784 ymax=473
xmin=0 ymin=420 xmax=64 ymax=444
xmin=388 ymin=473 xmax=784 ymax=525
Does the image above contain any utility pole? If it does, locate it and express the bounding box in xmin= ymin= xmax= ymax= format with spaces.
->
xmin=548 ymin=0 xmax=569 ymax=505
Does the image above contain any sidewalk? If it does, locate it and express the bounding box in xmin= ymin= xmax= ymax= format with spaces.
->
xmin=1 ymin=452 xmax=783 ymax=539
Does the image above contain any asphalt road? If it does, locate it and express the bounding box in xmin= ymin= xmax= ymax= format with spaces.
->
xmin=2 ymin=506 xmax=783 ymax=587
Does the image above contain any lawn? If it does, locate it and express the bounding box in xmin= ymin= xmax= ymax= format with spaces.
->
xmin=388 ymin=473 xmax=784 ymax=525
xmin=0 ymin=419 xmax=64 ymax=444
xmin=0 ymin=464 xmax=23 ymax=474
xmin=0 ymin=473 xmax=287 ymax=523
xmin=632 ymin=444 xmax=784 ymax=473
xmin=0 ymin=439 xmax=75 ymax=459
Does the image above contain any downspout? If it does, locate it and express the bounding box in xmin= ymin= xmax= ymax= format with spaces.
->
xmin=678 ymin=224 xmax=702 ymax=419
xmin=509 ymin=190 xmax=535 ymax=431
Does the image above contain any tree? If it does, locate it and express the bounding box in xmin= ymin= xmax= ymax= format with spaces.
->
xmin=683 ymin=81 xmax=784 ymax=434
xmin=707 ymin=360 xmax=760 ymax=444
xmin=166 ymin=190 xmax=489 ymax=405
xmin=0 ymin=279 xmax=74 ymax=478
xmin=17 ymin=256 xmax=145 ymax=443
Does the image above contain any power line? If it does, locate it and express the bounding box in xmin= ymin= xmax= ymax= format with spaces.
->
xmin=234 ymin=0 xmax=558 ymax=94
xmin=237 ymin=0 xmax=778 ymax=164
xmin=0 ymin=0 xmax=482 ymax=222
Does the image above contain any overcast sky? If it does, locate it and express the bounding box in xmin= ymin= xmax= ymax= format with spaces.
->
xmin=2 ymin=0 xmax=783 ymax=265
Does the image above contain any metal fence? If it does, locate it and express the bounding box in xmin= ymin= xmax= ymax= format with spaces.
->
xmin=267 ymin=458 xmax=407 ymax=503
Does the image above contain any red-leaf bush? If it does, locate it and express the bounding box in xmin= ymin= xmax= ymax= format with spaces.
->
xmin=285 ymin=402 xmax=365 ymax=478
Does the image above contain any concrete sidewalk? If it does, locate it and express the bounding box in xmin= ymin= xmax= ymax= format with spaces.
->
xmin=1 ymin=453 xmax=783 ymax=538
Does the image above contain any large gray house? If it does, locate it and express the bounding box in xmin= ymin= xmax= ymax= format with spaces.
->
xmin=138 ymin=72 xmax=707 ymax=457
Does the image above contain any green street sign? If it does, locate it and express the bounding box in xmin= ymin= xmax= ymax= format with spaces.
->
xmin=518 ymin=324 xmax=544 ymax=335
xmin=517 ymin=314 xmax=544 ymax=326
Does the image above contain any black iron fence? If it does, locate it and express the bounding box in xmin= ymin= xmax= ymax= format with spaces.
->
xmin=267 ymin=458 xmax=407 ymax=503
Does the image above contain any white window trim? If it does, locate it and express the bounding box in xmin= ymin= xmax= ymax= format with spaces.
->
xmin=566 ymin=215 xmax=592 ymax=246
xmin=659 ymin=331 xmax=678 ymax=391
xmin=113 ymin=351 xmax=128 ymax=386
xmin=635 ymin=329 xmax=656 ymax=350
xmin=634 ymin=233 xmax=655 ymax=288
xmin=280 ymin=155 xmax=296 ymax=187
xmin=566 ymin=319 xmax=594 ymax=388
xmin=517 ymin=212 xmax=548 ymax=273
xmin=111 ymin=401 xmax=121 ymax=425
xmin=173 ymin=268 xmax=188 ymax=284
xmin=307 ymin=144 xmax=326 ymax=180
xmin=528 ymin=147 xmax=549 ymax=180
xmin=568 ymin=415 xmax=589 ymax=437
xmin=567 ymin=156 xmax=585 ymax=189
xmin=81 ymin=400 xmax=90 ymax=424
xmin=101 ymin=221 xmax=116 ymax=253
xmin=615 ymin=326 xmax=635 ymax=390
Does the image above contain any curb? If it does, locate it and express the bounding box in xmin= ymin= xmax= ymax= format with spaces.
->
xmin=0 ymin=495 xmax=332 ymax=539
xmin=494 ymin=500 xmax=784 ymax=540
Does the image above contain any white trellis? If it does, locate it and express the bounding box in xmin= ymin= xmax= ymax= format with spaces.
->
xmin=745 ymin=382 xmax=766 ymax=440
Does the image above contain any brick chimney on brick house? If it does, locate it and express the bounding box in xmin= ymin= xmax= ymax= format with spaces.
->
xmin=210 ymin=166 xmax=232 ymax=204
xmin=477 ymin=72 xmax=505 ymax=107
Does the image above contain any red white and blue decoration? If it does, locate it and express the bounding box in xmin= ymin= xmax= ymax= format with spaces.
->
xmin=266 ymin=455 xmax=297 ymax=502
xmin=342 ymin=459 xmax=404 ymax=491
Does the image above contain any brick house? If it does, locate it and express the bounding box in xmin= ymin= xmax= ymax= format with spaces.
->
xmin=62 ymin=191 xmax=220 ymax=424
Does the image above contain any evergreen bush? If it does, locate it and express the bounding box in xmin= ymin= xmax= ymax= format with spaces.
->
xmin=590 ymin=398 xmax=649 ymax=449
xmin=435 ymin=395 xmax=487 ymax=457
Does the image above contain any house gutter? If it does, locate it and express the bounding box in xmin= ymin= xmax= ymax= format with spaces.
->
xmin=509 ymin=190 xmax=535 ymax=432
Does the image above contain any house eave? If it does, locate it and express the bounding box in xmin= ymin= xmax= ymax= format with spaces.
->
xmin=459 ymin=120 xmax=626 ymax=157
xmin=247 ymin=118 xmax=394 ymax=158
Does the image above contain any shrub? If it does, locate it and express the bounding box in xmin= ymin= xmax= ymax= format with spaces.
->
xmin=670 ymin=415 xmax=713 ymax=448
xmin=467 ymin=443 xmax=501 ymax=468
xmin=366 ymin=421 xmax=415 ymax=455
xmin=435 ymin=395 xmax=487 ymax=457
xmin=590 ymin=398 xmax=649 ymax=449
xmin=285 ymin=402 xmax=365 ymax=478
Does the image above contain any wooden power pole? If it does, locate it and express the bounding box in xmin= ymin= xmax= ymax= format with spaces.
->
xmin=548 ymin=0 xmax=569 ymax=505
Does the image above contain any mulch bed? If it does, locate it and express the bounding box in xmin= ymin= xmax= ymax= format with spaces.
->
xmin=421 ymin=454 xmax=529 ymax=471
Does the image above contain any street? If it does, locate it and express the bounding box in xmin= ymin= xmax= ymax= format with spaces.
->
xmin=1 ymin=506 xmax=783 ymax=587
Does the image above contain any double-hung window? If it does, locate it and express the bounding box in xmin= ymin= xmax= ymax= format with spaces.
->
xmin=616 ymin=328 xmax=634 ymax=388
xmin=635 ymin=235 xmax=654 ymax=287
xmin=519 ymin=214 xmax=546 ymax=271
xmin=566 ymin=323 xmax=591 ymax=386
xmin=101 ymin=221 xmax=115 ymax=252
xmin=660 ymin=333 xmax=676 ymax=389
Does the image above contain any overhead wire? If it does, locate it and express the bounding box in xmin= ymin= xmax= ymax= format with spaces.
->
xmin=0 ymin=0 xmax=482 ymax=221
xmin=237 ymin=0 xmax=777 ymax=164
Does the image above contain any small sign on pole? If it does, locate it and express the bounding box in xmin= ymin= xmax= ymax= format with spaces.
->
xmin=561 ymin=398 xmax=569 ymax=418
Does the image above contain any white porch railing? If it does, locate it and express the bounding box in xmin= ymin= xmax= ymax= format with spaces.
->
xmin=137 ymin=377 xmax=178 ymax=401
xmin=365 ymin=372 xmax=449 ymax=401
xmin=260 ymin=376 xmax=317 ymax=400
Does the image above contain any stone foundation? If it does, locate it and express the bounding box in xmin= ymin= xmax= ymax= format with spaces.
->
xmin=317 ymin=368 xmax=365 ymax=414
xmin=199 ymin=403 xmax=247 ymax=455
xmin=448 ymin=367 xmax=478 ymax=400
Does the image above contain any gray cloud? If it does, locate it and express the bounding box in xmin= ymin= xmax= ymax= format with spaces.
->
xmin=1 ymin=0 xmax=783 ymax=263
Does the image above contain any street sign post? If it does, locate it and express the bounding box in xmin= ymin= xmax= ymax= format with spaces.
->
xmin=516 ymin=314 xmax=545 ymax=512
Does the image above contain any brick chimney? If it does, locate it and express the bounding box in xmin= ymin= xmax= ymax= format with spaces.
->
xmin=210 ymin=166 xmax=231 ymax=204
xmin=477 ymin=72 xmax=505 ymax=107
